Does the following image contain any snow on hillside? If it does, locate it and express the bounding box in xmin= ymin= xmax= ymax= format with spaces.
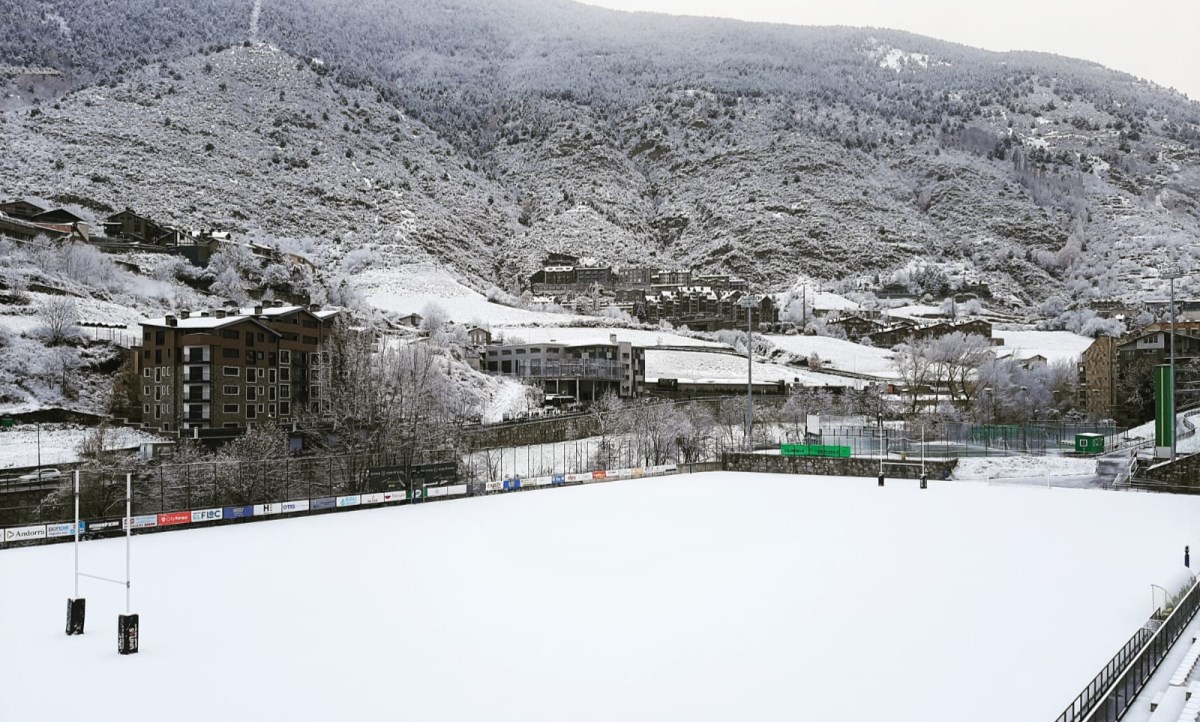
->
xmin=953 ymin=454 xmax=1099 ymax=481
xmin=3 ymin=472 xmax=1198 ymax=722
xmin=491 ymin=325 xmax=723 ymax=348
xmin=763 ymin=334 xmax=898 ymax=379
xmin=359 ymin=265 xmax=587 ymax=325
xmin=811 ymin=291 xmax=860 ymax=313
xmin=645 ymin=349 xmax=860 ymax=388
xmin=0 ymin=423 xmax=163 ymax=470
xmin=995 ymin=329 xmax=1093 ymax=365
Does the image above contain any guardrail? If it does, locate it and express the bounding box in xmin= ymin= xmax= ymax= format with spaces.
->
xmin=1053 ymin=578 xmax=1200 ymax=722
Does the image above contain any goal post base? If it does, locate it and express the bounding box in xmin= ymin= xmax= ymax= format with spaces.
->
xmin=65 ymin=598 xmax=86 ymax=635
xmin=118 ymin=614 xmax=139 ymax=655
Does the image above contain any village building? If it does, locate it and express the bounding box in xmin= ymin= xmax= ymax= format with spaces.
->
xmin=482 ymin=335 xmax=646 ymax=400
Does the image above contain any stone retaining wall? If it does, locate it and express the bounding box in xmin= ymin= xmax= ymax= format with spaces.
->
xmin=721 ymin=452 xmax=957 ymax=480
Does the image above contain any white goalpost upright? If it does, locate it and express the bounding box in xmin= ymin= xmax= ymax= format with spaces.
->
xmin=65 ymin=471 xmax=139 ymax=654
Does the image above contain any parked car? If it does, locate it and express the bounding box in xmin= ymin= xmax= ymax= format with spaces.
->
xmin=15 ymin=468 xmax=61 ymax=483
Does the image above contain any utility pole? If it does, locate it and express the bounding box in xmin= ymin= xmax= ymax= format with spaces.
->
xmin=1170 ymin=271 xmax=1178 ymax=462
xmin=738 ymin=295 xmax=760 ymax=450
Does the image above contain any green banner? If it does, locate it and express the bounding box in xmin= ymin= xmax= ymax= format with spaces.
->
xmin=1156 ymin=364 xmax=1173 ymax=449
xmin=781 ymin=444 xmax=852 ymax=458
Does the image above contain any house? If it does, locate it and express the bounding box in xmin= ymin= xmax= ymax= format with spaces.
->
xmin=394 ymin=313 xmax=423 ymax=328
xmin=0 ymin=198 xmax=48 ymax=219
xmin=829 ymin=315 xmax=886 ymax=340
xmin=132 ymin=302 xmax=338 ymax=435
xmin=30 ymin=208 xmax=85 ymax=225
xmin=482 ymin=335 xmax=645 ymax=400
xmin=467 ymin=327 xmax=492 ymax=346
xmin=102 ymin=208 xmax=179 ymax=246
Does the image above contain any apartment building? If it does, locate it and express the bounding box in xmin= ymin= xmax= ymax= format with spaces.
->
xmin=482 ymin=335 xmax=645 ymax=400
xmin=133 ymin=302 xmax=338 ymax=434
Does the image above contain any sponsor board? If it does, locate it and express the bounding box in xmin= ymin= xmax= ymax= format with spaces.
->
xmin=445 ymin=484 xmax=467 ymax=496
xmin=502 ymin=478 xmax=521 ymax=491
xmin=427 ymin=487 xmax=448 ymax=498
xmin=565 ymin=473 xmax=588 ymax=483
xmin=551 ymin=473 xmax=566 ymax=485
xmin=46 ymin=521 xmax=86 ymax=538
xmin=223 ymin=505 xmax=254 ymax=520
xmin=527 ymin=476 xmax=551 ymax=487
xmin=631 ymin=467 xmax=645 ymax=478
xmin=381 ymin=491 xmax=405 ymax=503
xmin=157 ymin=511 xmax=191 ymax=526
xmin=253 ymin=502 xmax=282 ymax=516
xmin=124 ymin=515 xmax=158 ymax=530
xmin=608 ymin=468 xmax=631 ymax=479
xmin=361 ymin=493 xmax=387 ymax=504
xmin=485 ymin=480 xmax=503 ymax=492
xmin=592 ymin=470 xmax=607 ymax=481
xmin=310 ymin=497 xmax=336 ymax=511
xmin=86 ymin=519 xmax=123 ymax=534
xmin=336 ymin=495 xmax=361 ymax=508
xmin=190 ymin=508 xmax=223 ymax=523
xmin=281 ymin=500 xmax=310 ymax=513
xmin=5 ymin=524 xmax=47 ymax=543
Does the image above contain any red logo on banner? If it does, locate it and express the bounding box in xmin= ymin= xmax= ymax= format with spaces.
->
xmin=157 ymin=511 xmax=191 ymax=526
xmin=592 ymin=470 xmax=607 ymax=480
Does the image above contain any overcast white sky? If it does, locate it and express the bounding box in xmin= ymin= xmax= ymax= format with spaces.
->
xmin=581 ymin=0 xmax=1200 ymax=102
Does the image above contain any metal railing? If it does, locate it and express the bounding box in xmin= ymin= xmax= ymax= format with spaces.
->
xmin=1053 ymin=578 xmax=1200 ymax=722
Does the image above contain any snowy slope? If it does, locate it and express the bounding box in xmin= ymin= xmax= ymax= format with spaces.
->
xmin=645 ymin=349 xmax=860 ymax=388
xmin=2 ymin=472 xmax=1197 ymax=722
xmin=0 ymin=424 xmax=162 ymax=470
xmin=762 ymin=334 xmax=898 ymax=379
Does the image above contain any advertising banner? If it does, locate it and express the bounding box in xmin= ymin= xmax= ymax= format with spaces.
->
xmin=609 ymin=468 xmax=631 ymax=479
xmin=157 ymin=511 xmax=191 ymax=526
xmin=361 ymin=493 xmax=387 ymax=505
xmin=552 ymin=473 xmax=566 ymax=485
xmin=445 ymin=484 xmax=467 ymax=497
xmin=502 ymin=478 xmax=521 ymax=491
xmin=592 ymin=470 xmax=607 ymax=481
xmin=565 ymin=473 xmax=588 ymax=483
xmin=485 ymin=480 xmax=503 ymax=492
xmin=631 ymin=467 xmax=644 ymax=478
xmin=222 ymin=505 xmax=254 ymax=520
xmin=281 ymin=500 xmax=310 ymax=513
xmin=380 ymin=491 xmax=405 ymax=503
xmin=86 ymin=519 xmax=123 ymax=534
xmin=125 ymin=515 xmax=158 ymax=530
xmin=190 ymin=508 xmax=223 ymax=523
xmin=46 ymin=522 xmax=85 ymax=538
xmin=5 ymin=524 xmax=47 ymax=543
xmin=310 ymin=497 xmax=336 ymax=511
xmin=336 ymin=495 xmax=361 ymax=508
xmin=526 ymin=476 xmax=549 ymax=487
xmin=253 ymin=502 xmax=282 ymax=516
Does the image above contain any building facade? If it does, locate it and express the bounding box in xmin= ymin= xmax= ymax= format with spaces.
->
xmin=133 ymin=303 xmax=338 ymax=434
xmin=482 ymin=337 xmax=645 ymax=400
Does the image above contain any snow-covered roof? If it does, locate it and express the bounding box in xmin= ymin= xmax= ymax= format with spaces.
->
xmin=141 ymin=314 xmax=280 ymax=335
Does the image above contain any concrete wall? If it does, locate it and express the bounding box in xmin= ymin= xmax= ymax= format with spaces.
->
xmin=1141 ymin=453 xmax=1200 ymax=487
xmin=721 ymin=452 xmax=957 ymax=480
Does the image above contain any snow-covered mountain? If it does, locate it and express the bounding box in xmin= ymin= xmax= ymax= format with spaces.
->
xmin=1 ymin=0 xmax=1198 ymax=304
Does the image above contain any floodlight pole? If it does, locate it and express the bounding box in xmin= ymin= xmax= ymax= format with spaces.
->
xmin=125 ymin=472 xmax=131 ymax=614
xmin=746 ymin=301 xmax=753 ymax=450
xmin=1170 ymin=273 xmax=1178 ymax=462
xmin=73 ymin=470 xmax=79 ymax=598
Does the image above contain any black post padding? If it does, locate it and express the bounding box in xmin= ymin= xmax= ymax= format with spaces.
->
xmin=878 ymin=474 xmax=885 ymax=487
xmin=65 ymin=598 xmax=86 ymax=635
xmin=920 ymin=475 xmax=928 ymax=489
xmin=118 ymin=614 xmax=139 ymax=655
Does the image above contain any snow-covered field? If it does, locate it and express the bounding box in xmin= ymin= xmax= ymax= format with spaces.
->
xmin=994 ymin=329 xmax=1093 ymax=365
xmin=2 ymin=472 xmax=1196 ymax=722
xmin=0 ymin=424 xmax=163 ymax=470
xmin=491 ymin=325 xmax=723 ymax=348
xmin=645 ymin=349 xmax=861 ymax=388
xmin=359 ymin=264 xmax=588 ymax=325
xmin=762 ymin=334 xmax=898 ymax=378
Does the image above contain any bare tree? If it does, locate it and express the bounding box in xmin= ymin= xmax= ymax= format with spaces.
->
xmin=38 ymin=296 xmax=78 ymax=345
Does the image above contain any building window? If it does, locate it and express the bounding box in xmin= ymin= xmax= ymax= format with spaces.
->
xmin=221 ymin=329 xmax=240 ymax=340
xmin=280 ymin=350 xmax=291 ymax=364
xmin=154 ymin=404 xmax=161 ymax=419
xmin=269 ymin=387 xmax=276 ymax=401
xmin=269 ymin=369 xmax=277 ymax=384
xmin=223 ymin=386 xmax=239 ymax=395
xmin=280 ymin=368 xmax=290 ymax=382
xmin=268 ymin=403 xmax=276 ymax=416
xmin=223 ymin=366 xmax=239 ymax=376
xmin=247 ymin=387 xmax=257 ymax=401
xmin=280 ymin=386 xmax=290 ymax=399
xmin=246 ymin=405 xmax=257 ymax=419
xmin=223 ymin=404 xmax=239 ymax=413
xmin=245 ymin=367 xmax=255 ymax=382
xmin=143 ymin=404 xmax=150 ymax=414
xmin=154 ymin=368 xmax=161 ymax=383
xmin=222 ymin=348 xmax=240 ymax=359
xmin=143 ymin=385 xmax=150 ymax=396
xmin=280 ymin=401 xmax=291 ymax=416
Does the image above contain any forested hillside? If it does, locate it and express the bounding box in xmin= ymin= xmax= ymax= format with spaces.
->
xmin=2 ymin=0 xmax=1198 ymax=304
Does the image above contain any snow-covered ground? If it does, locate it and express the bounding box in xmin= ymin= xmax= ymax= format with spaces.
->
xmin=645 ymin=349 xmax=862 ymax=388
xmin=953 ymin=454 xmax=1099 ymax=481
xmin=994 ymin=329 xmax=1093 ymax=365
xmin=762 ymin=334 xmax=898 ymax=379
xmin=359 ymin=264 xmax=588 ymax=325
xmin=491 ymin=325 xmax=723 ymax=348
xmin=0 ymin=424 xmax=164 ymax=471
xmin=2 ymin=472 xmax=1196 ymax=722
